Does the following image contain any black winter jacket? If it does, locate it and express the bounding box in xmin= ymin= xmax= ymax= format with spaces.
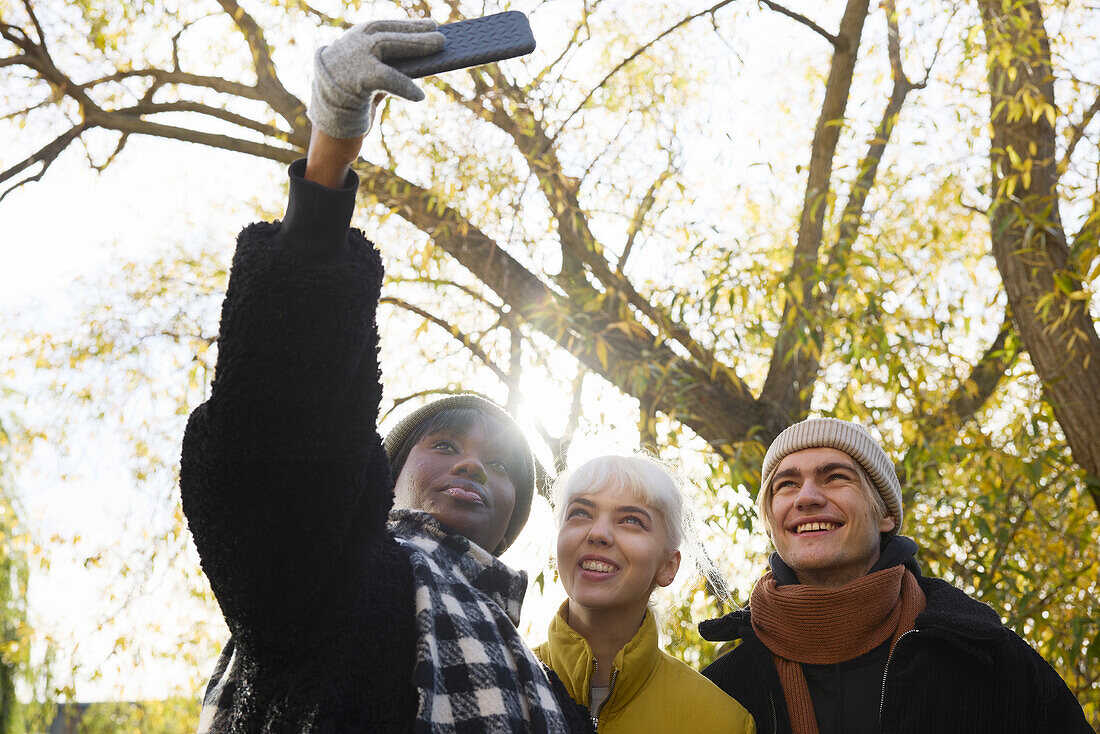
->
xmin=699 ymin=571 xmax=1092 ymax=734
xmin=180 ymin=161 xmax=590 ymax=733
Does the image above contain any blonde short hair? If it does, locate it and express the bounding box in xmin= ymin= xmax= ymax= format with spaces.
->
xmin=552 ymin=453 xmax=685 ymax=551
xmin=552 ymin=451 xmax=731 ymax=608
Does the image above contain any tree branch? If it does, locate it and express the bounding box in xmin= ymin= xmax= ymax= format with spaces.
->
xmin=0 ymin=125 xmax=84 ymax=201
xmin=504 ymin=316 xmax=523 ymax=416
xmin=900 ymin=306 xmax=1018 ymax=498
xmin=81 ymin=68 xmax=274 ymax=106
xmin=549 ymin=0 xmax=741 ymax=144
xmin=821 ymin=0 xmax=918 ymax=298
xmin=1060 ymin=86 xmax=1100 ymax=171
xmin=386 ymin=277 xmax=508 ymax=317
xmin=90 ymin=132 xmax=129 ymax=173
xmin=619 ymin=165 xmax=674 ymax=272
xmin=213 ymin=0 xmax=307 ymax=131
xmin=380 ymin=296 xmax=508 ymax=384
xmin=757 ymin=0 xmax=837 ymax=45
xmin=0 ymin=54 xmax=29 ymax=69
xmin=463 ymin=66 xmax=754 ymax=404
xmin=291 ymin=0 xmax=347 ymax=28
xmin=528 ymin=12 xmax=590 ymax=91
xmin=21 ymin=0 xmax=46 ymax=47
xmin=87 ymin=113 xmax=297 ymax=163
xmin=535 ymin=368 xmax=586 ymax=472
xmin=120 ymin=100 xmax=286 ymax=139
xmin=758 ymin=0 xmax=871 ymax=428
xmin=978 ymin=0 xmax=1100 ymax=514
xmin=355 ymin=160 xmax=767 ymax=452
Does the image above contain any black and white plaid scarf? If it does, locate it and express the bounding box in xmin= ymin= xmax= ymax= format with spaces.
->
xmin=390 ymin=510 xmax=569 ymax=733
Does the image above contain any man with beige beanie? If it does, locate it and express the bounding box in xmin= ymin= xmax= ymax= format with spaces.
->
xmin=698 ymin=417 xmax=1089 ymax=734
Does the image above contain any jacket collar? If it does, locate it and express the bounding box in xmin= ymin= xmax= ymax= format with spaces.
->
xmin=539 ymin=601 xmax=662 ymax=720
xmin=388 ymin=509 xmax=528 ymax=626
xmin=909 ymin=576 xmax=1005 ymax=663
xmin=767 ymin=534 xmax=923 ymax=585
xmin=700 ymin=538 xmax=1006 ymax=658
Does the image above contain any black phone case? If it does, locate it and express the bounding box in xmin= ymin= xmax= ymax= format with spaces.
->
xmin=389 ymin=11 xmax=536 ymax=79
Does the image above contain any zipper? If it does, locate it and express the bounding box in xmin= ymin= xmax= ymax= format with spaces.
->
xmin=588 ymin=660 xmax=619 ymax=732
xmin=768 ymin=690 xmax=777 ymax=734
xmin=879 ymin=630 xmax=917 ymax=720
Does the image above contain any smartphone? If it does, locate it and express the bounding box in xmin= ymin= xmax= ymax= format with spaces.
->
xmin=388 ymin=11 xmax=536 ymax=79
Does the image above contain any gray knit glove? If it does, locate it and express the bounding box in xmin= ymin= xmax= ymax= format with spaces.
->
xmin=308 ymin=19 xmax=445 ymax=138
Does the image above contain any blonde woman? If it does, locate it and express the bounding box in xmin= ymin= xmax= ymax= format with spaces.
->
xmin=535 ymin=454 xmax=755 ymax=733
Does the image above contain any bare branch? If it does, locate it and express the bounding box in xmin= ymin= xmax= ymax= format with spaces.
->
xmin=572 ymin=228 xmax=756 ymax=406
xmin=21 ymin=0 xmax=46 ymax=47
xmin=0 ymin=54 xmax=29 ymax=69
xmin=757 ymin=0 xmax=838 ymax=45
xmin=549 ymin=0 xmax=742 ymax=142
xmin=91 ymin=132 xmax=129 ymax=173
xmin=120 ymin=100 xmax=286 ymax=139
xmin=80 ymin=68 xmax=274 ymax=105
xmin=504 ymin=316 xmax=523 ymax=416
xmin=382 ymin=388 xmax=475 ymax=423
xmin=939 ymin=310 xmax=1017 ymax=429
xmin=291 ymin=0 xmax=348 ymax=28
xmin=535 ymin=368 xmax=586 ymax=472
xmin=89 ymin=113 xmax=297 ymax=163
xmin=619 ymin=165 xmax=675 ymax=272
xmin=1060 ymin=87 xmax=1100 ymax=171
xmin=464 ymin=67 xmax=750 ymax=401
xmin=386 ymin=277 xmax=507 ymax=317
xmin=883 ymin=0 xmax=907 ymax=83
xmin=825 ymin=1 xmax=916 ymax=279
xmin=759 ymin=0 xmax=871 ymax=425
xmin=529 ymin=16 xmax=588 ymax=91
xmin=380 ymin=296 xmax=508 ymax=383
xmin=1 ymin=97 xmax=51 ymax=122
xmin=0 ymin=124 xmax=84 ymax=201
xmin=213 ymin=0 xmax=307 ymax=130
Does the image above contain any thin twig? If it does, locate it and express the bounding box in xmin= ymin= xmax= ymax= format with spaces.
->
xmin=757 ymin=0 xmax=837 ymax=44
xmin=0 ymin=125 xmax=84 ymax=200
xmin=380 ymin=296 xmax=508 ymax=383
xmin=547 ymin=0 xmax=743 ymax=145
xmin=619 ymin=163 xmax=675 ymax=272
xmin=21 ymin=0 xmax=46 ymax=46
xmin=1061 ymin=88 xmax=1100 ymax=171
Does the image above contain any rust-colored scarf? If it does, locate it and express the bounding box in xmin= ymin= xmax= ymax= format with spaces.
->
xmin=749 ymin=565 xmax=926 ymax=734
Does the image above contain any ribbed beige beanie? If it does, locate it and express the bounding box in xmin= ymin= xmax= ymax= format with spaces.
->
xmin=760 ymin=417 xmax=902 ymax=532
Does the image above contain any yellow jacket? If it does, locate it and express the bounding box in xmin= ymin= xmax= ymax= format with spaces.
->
xmin=535 ymin=603 xmax=756 ymax=734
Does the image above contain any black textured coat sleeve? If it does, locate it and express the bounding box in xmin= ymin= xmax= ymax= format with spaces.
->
xmin=180 ymin=162 xmax=397 ymax=660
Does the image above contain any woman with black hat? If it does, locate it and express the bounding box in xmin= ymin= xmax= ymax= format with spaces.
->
xmin=181 ymin=18 xmax=590 ymax=734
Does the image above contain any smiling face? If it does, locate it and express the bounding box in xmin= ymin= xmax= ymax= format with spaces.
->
xmin=556 ymin=484 xmax=681 ymax=623
xmin=767 ymin=447 xmax=895 ymax=589
xmin=392 ymin=420 xmax=517 ymax=553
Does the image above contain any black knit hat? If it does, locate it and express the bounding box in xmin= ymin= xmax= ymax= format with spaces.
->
xmin=383 ymin=393 xmax=535 ymax=555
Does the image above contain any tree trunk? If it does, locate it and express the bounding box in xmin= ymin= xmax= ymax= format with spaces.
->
xmin=978 ymin=0 xmax=1100 ymax=512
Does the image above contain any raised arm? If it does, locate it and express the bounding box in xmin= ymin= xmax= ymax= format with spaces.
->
xmin=180 ymin=20 xmax=444 ymax=657
xmin=304 ymin=128 xmax=367 ymax=189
